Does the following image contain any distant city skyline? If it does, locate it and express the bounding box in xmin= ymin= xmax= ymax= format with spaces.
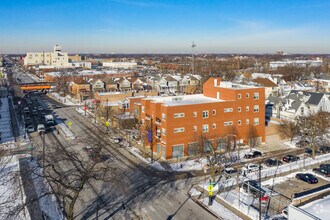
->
xmin=1 ymin=0 xmax=330 ymax=54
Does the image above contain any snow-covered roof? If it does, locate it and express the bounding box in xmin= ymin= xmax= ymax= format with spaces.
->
xmin=144 ymin=94 xmax=224 ymax=106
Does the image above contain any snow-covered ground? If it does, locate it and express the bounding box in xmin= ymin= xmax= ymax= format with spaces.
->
xmin=56 ymin=119 xmax=76 ymax=140
xmin=48 ymin=92 xmax=78 ymax=106
xmin=127 ymin=146 xmax=165 ymax=171
xmin=0 ymin=97 xmax=14 ymax=144
xmin=29 ymin=159 xmax=64 ymax=219
xmin=300 ymin=194 xmax=330 ymax=219
xmin=201 ymin=197 xmax=243 ymax=220
xmin=0 ymin=155 xmax=30 ymax=220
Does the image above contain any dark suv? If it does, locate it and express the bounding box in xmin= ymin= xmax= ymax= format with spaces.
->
xmin=242 ymin=180 xmax=265 ymax=197
xmin=244 ymin=151 xmax=262 ymax=159
xmin=264 ymin=158 xmax=282 ymax=167
xmin=295 ymin=173 xmax=318 ymax=184
xmin=283 ymin=155 xmax=300 ymax=163
xmin=313 ymin=164 xmax=330 ymax=177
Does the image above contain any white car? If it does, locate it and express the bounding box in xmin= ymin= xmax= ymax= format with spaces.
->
xmin=26 ymin=125 xmax=35 ymax=133
xmin=37 ymin=124 xmax=46 ymax=133
xmin=242 ymin=163 xmax=262 ymax=173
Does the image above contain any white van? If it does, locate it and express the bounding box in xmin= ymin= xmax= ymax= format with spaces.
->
xmin=37 ymin=124 xmax=46 ymax=134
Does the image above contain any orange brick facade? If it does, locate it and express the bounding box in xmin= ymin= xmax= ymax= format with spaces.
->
xmin=140 ymin=77 xmax=265 ymax=160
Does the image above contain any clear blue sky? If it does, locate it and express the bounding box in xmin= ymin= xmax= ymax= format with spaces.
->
xmin=1 ymin=0 xmax=330 ymax=54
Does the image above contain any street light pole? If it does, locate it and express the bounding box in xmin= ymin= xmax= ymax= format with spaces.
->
xmin=42 ymin=131 xmax=45 ymax=170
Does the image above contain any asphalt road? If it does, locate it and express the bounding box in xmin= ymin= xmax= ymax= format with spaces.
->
xmin=26 ymin=93 xmax=217 ymax=220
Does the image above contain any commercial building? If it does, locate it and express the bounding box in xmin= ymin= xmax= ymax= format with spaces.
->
xmin=23 ymin=45 xmax=69 ymax=68
xmin=102 ymin=62 xmax=138 ymax=69
xmin=141 ymin=77 xmax=265 ymax=159
xmin=269 ymin=58 xmax=323 ymax=69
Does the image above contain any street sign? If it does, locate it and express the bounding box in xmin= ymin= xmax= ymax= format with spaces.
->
xmin=68 ymin=121 xmax=73 ymax=126
xmin=208 ymin=185 xmax=213 ymax=191
xmin=105 ymin=121 xmax=109 ymax=127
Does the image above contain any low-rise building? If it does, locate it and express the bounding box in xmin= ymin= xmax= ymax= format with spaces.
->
xmin=141 ymin=77 xmax=265 ymax=159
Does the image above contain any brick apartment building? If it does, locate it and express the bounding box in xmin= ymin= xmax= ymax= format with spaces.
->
xmin=140 ymin=77 xmax=265 ymax=160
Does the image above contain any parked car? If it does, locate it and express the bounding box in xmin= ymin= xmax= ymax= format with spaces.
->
xmin=264 ymin=158 xmax=282 ymax=167
xmin=82 ymin=146 xmax=94 ymax=154
xmin=37 ymin=106 xmax=44 ymax=111
xmin=26 ymin=99 xmax=32 ymax=105
xmin=113 ymin=137 xmax=123 ymax=144
xmin=319 ymin=146 xmax=330 ymax=154
xmin=242 ymin=180 xmax=266 ymax=197
xmin=26 ymin=125 xmax=35 ymax=133
xmin=305 ymin=148 xmax=320 ymax=157
xmin=32 ymin=109 xmax=38 ymax=115
xmin=320 ymin=164 xmax=330 ymax=170
xmin=223 ymin=167 xmax=237 ymax=176
xmin=313 ymin=166 xmax=330 ymax=177
xmin=25 ymin=116 xmax=32 ymax=124
xmin=295 ymin=173 xmax=318 ymax=184
xmin=37 ymin=124 xmax=46 ymax=134
xmin=296 ymin=140 xmax=309 ymax=148
xmin=242 ymin=163 xmax=262 ymax=173
xmin=283 ymin=155 xmax=300 ymax=163
xmin=244 ymin=150 xmax=262 ymax=159
xmin=23 ymin=107 xmax=30 ymax=114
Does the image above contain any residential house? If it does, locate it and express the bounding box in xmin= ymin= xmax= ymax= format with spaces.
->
xmin=70 ymin=78 xmax=91 ymax=101
xmin=253 ymin=78 xmax=279 ymax=98
xmin=91 ymin=79 xmax=105 ymax=93
xmin=103 ymin=78 xmax=118 ymax=91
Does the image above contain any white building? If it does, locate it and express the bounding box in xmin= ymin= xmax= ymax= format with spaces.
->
xmin=102 ymin=62 xmax=137 ymax=69
xmin=24 ymin=45 xmax=69 ymax=68
xmin=70 ymin=61 xmax=92 ymax=69
xmin=269 ymin=58 xmax=323 ymax=69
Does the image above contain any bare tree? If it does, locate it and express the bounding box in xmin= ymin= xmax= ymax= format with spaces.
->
xmin=247 ymin=125 xmax=260 ymax=150
xmin=278 ymin=120 xmax=299 ymax=143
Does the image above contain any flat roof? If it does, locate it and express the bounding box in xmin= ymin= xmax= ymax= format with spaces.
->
xmin=145 ymin=94 xmax=225 ymax=106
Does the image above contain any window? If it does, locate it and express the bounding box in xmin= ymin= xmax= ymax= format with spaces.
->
xmin=142 ymin=119 xmax=145 ymax=124
xmin=162 ymin=128 xmax=166 ymax=135
xmin=142 ymin=106 xmax=145 ymax=113
xmin=238 ymin=120 xmax=241 ymax=125
xmin=254 ymin=92 xmax=259 ymax=100
xmin=188 ymin=142 xmax=199 ymax=156
xmin=202 ymin=110 xmax=209 ymax=118
xmin=238 ymin=94 xmax=242 ymax=99
xmin=238 ymin=107 xmax=241 ymax=112
xmin=202 ymin=124 xmax=209 ymax=133
xmin=193 ymin=111 xmax=197 ymax=117
xmin=193 ymin=126 xmax=197 ymax=132
xmin=254 ymin=105 xmax=259 ymax=112
xmin=173 ymin=113 xmax=185 ymax=118
xmin=224 ymin=108 xmax=233 ymax=113
xmin=123 ymin=103 xmax=129 ymax=109
xmin=246 ymin=106 xmax=250 ymax=112
xmin=212 ymin=123 xmax=216 ymax=129
xmin=172 ymin=144 xmax=184 ymax=158
xmin=254 ymin=118 xmax=259 ymax=125
xmin=246 ymin=93 xmax=250 ymax=98
xmin=174 ymin=127 xmax=185 ymax=133
xmin=246 ymin=119 xmax=249 ymax=125
xmin=162 ymin=113 xmax=166 ymax=120
xmin=212 ymin=109 xmax=216 ymax=115
xmin=224 ymin=121 xmax=233 ymax=126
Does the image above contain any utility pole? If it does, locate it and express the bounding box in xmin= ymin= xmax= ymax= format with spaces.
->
xmin=106 ymin=99 xmax=109 ymax=121
xmin=42 ymin=131 xmax=45 ymax=170
xmin=259 ymin=163 xmax=262 ymax=220
xmin=150 ymin=117 xmax=153 ymax=164
xmin=191 ymin=41 xmax=196 ymax=74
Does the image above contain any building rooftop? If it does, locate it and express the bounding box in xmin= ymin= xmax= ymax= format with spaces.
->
xmin=145 ymin=94 xmax=225 ymax=106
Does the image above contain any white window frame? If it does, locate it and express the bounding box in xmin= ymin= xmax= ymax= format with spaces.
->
xmin=173 ymin=113 xmax=185 ymax=118
xmin=162 ymin=113 xmax=166 ymax=120
xmin=224 ymin=121 xmax=233 ymax=126
xmin=238 ymin=94 xmax=242 ymax=99
xmin=202 ymin=110 xmax=209 ymax=119
xmin=224 ymin=108 xmax=233 ymax=113
xmin=254 ymin=118 xmax=259 ymax=125
xmin=254 ymin=105 xmax=259 ymax=112
xmin=193 ymin=111 xmax=197 ymax=117
xmin=246 ymin=93 xmax=250 ymax=98
xmin=193 ymin=125 xmax=197 ymax=132
xmin=212 ymin=123 xmax=216 ymax=129
xmin=174 ymin=127 xmax=185 ymax=133
xmin=246 ymin=119 xmax=249 ymax=125
xmin=238 ymin=120 xmax=241 ymax=125
xmin=142 ymin=106 xmax=145 ymax=113
xmin=246 ymin=106 xmax=250 ymax=112
xmin=212 ymin=109 xmax=216 ymax=115
xmin=238 ymin=107 xmax=241 ymax=112
xmin=202 ymin=124 xmax=209 ymax=133
xmin=162 ymin=128 xmax=166 ymax=135
xmin=254 ymin=92 xmax=259 ymax=100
